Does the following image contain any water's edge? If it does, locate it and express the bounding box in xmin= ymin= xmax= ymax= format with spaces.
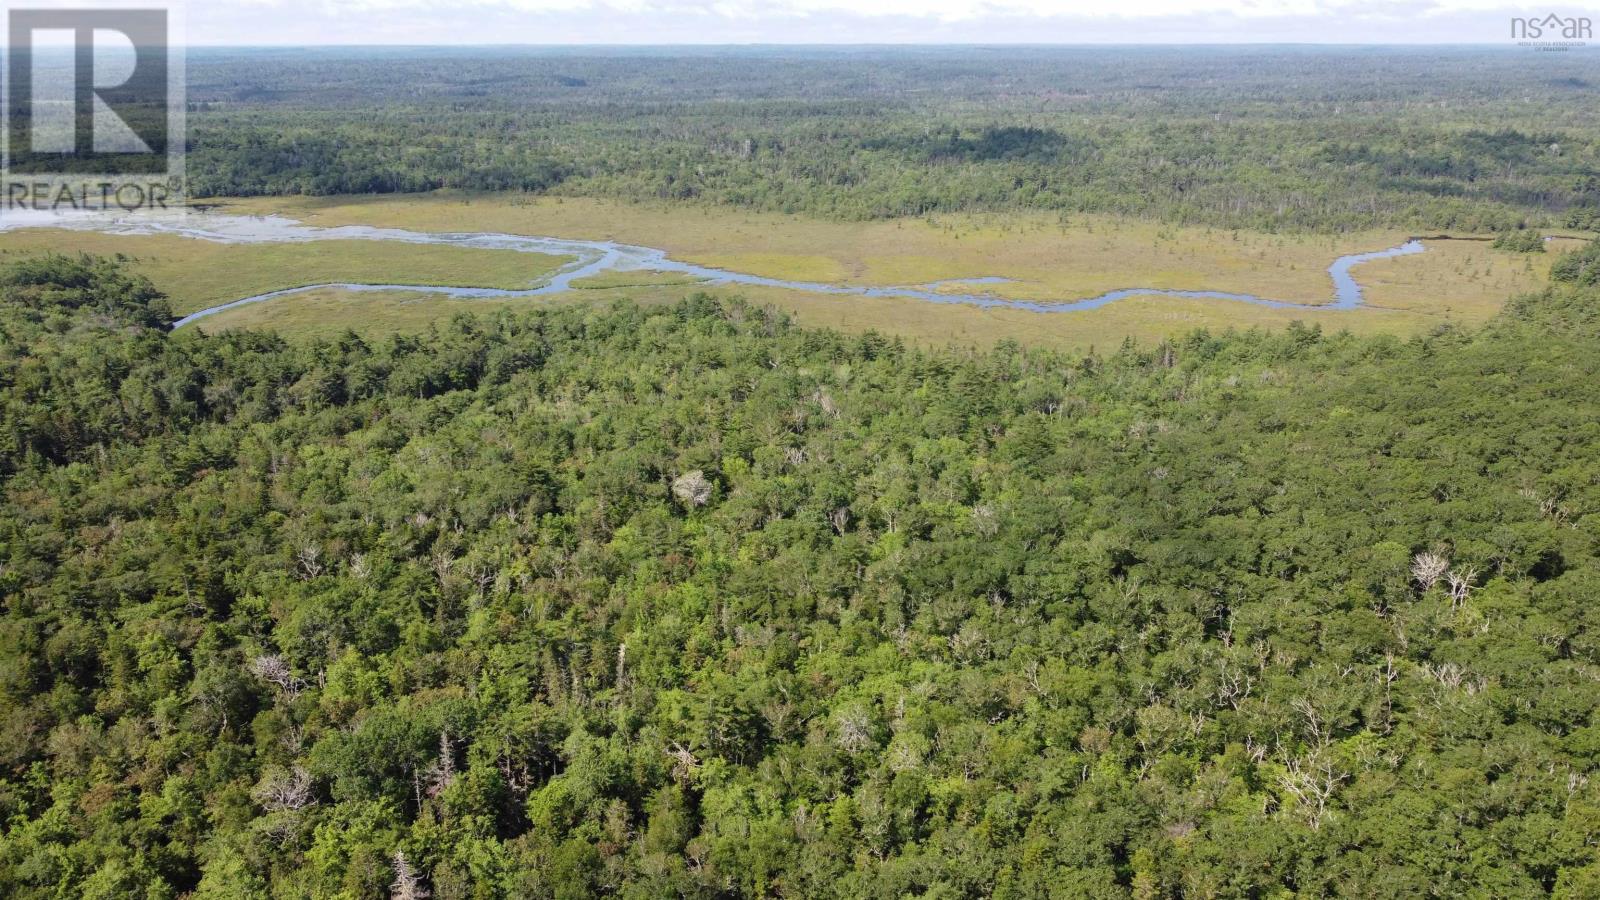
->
xmin=0 ymin=210 xmax=1427 ymax=327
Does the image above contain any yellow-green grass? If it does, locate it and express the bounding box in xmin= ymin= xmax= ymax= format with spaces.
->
xmin=216 ymin=193 xmax=1464 ymax=306
xmin=1359 ymin=237 xmax=1583 ymax=321
xmin=690 ymin=252 xmax=851 ymax=283
xmin=565 ymin=269 xmax=706 ymax=290
xmin=0 ymin=229 xmax=568 ymax=315
xmin=187 ymin=288 xmax=585 ymax=341
xmin=717 ymin=285 xmax=1468 ymax=352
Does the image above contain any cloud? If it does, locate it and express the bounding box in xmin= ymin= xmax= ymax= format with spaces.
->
xmin=218 ymin=0 xmax=1536 ymax=19
xmin=187 ymin=0 xmax=1586 ymax=44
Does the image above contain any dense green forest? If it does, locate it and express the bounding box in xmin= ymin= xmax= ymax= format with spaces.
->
xmin=2 ymin=242 xmax=1600 ymax=897
xmin=184 ymin=47 xmax=1600 ymax=233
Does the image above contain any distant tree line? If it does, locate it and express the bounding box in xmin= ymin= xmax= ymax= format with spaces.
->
xmin=182 ymin=47 xmax=1600 ymax=234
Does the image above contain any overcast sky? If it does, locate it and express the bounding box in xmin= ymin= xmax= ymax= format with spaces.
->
xmin=162 ymin=0 xmax=1599 ymax=46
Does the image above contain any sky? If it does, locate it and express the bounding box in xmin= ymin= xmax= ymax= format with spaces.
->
xmin=151 ymin=0 xmax=1600 ymax=46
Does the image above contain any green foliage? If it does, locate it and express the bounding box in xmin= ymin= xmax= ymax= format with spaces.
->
xmin=0 ymin=254 xmax=170 ymax=327
xmin=1494 ymin=230 xmax=1548 ymax=253
xmin=2 ymin=255 xmax=1600 ymax=897
xmin=1552 ymin=241 xmax=1600 ymax=287
xmin=184 ymin=46 xmax=1600 ymax=233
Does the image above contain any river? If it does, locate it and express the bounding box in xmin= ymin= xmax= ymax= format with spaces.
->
xmin=0 ymin=209 xmax=1426 ymax=327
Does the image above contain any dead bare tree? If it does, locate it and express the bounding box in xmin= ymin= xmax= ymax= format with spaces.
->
xmin=1411 ymin=551 xmax=1449 ymax=592
xmin=1277 ymin=748 xmax=1347 ymax=831
xmin=666 ymin=741 xmax=700 ymax=784
xmin=1376 ymin=654 xmax=1398 ymax=735
xmin=834 ymin=706 xmax=874 ymax=754
xmin=464 ymin=561 xmax=496 ymax=602
xmin=671 ymin=470 xmax=713 ymax=507
xmin=1521 ymin=487 xmax=1576 ymax=528
xmin=1215 ymin=659 xmax=1255 ymax=710
xmin=429 ymin=550 xmax=454 ymax=590
xmin=252 ymin=764 xmax=316 ymax=813
xmin=296 ymin=543 xmax=324 ymax=580
xmin=970 ymin=504 xmax=1000 ymax=538
xmin=425 ymin=731 xmax=456 ymax=798
xmin=1446 ymin=568 xmax=1478 ymax=610
xmin=1422 ymin=661 xmax=1465 ymax=690
xmin=248 ymin=653 xmax=305 ymax=700
xmin=390 ymin=851 xmax=429 ymax=900
xmin=1291 ymin=695 xmax=1327 ymax=746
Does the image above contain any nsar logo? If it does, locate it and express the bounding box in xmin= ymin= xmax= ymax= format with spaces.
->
xmin=1511 ymin=13 xmax=1591 ymax=50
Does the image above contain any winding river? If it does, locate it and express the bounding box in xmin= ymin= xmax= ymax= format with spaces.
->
xmin=0 ymin=210 xmax=1426 ymax=327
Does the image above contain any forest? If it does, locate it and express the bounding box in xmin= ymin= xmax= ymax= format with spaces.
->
xmin=3 ymin=42 xmax=1600 ymax=899
xmin=183 ymin=46 xmax=1600 ymax=233
xmin=1 ymin=236 xmax=1599 ymax=896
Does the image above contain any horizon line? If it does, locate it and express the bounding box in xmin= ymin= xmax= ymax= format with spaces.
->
xmin=176 ymin=41 xmax=1588 ymax=49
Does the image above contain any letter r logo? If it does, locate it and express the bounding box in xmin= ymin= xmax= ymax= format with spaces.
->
xmin=5 ymin=8 xmax=169 ymax=174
